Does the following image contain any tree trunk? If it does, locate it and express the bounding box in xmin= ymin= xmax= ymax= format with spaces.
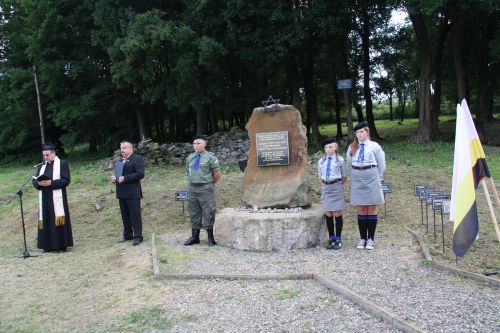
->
xmin=353 ymin=102 xmax=364 ymax=122
xmin=408 ymin=7 xmax=435 ymax=141
xmin=431 ymin=9 xmax=450 ymax=132
xmin=397 ymin=91 xmax=403 ymax=121
xmin=196 ymin=107 xmax=206 ymax=135
xmin=360 ymin=10 xmax=380 ymax=139
xmin=288 ymin=57 xmax=302 ymax=111
xmin=88 ymin=136 xmax=97 ymax=153
xmin=209 ymin=105 xmax=218 ymax=133
xmin=168 ymin=111 xmax=175 ymax=140
xmin=333 ymin=85 xmax=343 ymax=141
xmin=451 ymin=6 xmax=466 ymax=102
xmin=476 ymin=14 xmax=494 ymax=122
xmin=389 ymin=91 xmax=393 ymax=121
xmin=303 ymin=51 xmax=320 ymax=145
xmin=475 ymin=13 xmax=495 ymax=143
xmin=340 ymin=33 xmax=354 ymax=140
xmin=399 ymin=91 xmax=407 ymax=122
xmin=221 ymin=112 xmax=227 ymax=131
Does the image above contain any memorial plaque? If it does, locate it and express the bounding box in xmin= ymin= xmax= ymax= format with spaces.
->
xmin=175 ymin=191 xmax=188 ymax=201
xmin=426 ymin=191 xmax=443 ymax=205
xmin=414 ymin=185 xmax=427 ymax=196
xmin=419 ymin=189 xmax=428 ymax=201
xmin=432 ymin=195 xmax=451 ymax=211
xmin=256 ymin=131 xmax=289 ymax=166
xmin=381 ymin=181 xmax=392 ymax=193
xmin=442 ymin=200 xmax=451 ymax=214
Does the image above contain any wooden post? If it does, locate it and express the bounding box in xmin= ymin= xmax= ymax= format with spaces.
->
xmin=488 ymin=177 xmax=500 ymax=208
xmin=481 ymin=179 xmax=500 ymax=243
xmin=33 ymin=65 xmax=45 ymax=144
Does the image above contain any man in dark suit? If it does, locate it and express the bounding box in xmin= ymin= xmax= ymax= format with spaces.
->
xmin=111 ymin=140 xmax=145 ymax=246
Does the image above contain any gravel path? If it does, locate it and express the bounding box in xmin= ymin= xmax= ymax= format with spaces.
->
xmin=162 ymin=279 xmax=399 ymax=333
xmin=159 ymin=230 xmax=500 ymax=333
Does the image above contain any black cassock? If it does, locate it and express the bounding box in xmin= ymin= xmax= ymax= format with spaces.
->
xmin=32 ymin=160 xmax=73 ymax=251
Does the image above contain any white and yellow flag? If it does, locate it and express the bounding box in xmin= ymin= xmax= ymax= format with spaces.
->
xmin=450 ymin=100 xmax=490 ymax=257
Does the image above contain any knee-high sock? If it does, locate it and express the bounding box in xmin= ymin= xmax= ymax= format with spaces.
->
xmin=325 ymin=215 xmax=335 ymax=238
xmin=357 ymin=215 xmax=368 ymax=240
xmin=367 ymin=215 xmax=378 ymax=240
xmin=335 ymin=215 xmax=343 ymax=239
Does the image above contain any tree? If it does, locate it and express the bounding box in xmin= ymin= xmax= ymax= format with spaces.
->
xmin=406 ymin=0 xmax=437 ymax=141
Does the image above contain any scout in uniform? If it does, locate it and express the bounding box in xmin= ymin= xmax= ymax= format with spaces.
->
xmin=184 ymin=135 xmax=222 ymax=246
xmin=346 ymin=122 xmax=386 ymax=250
xmin=317 ymin=138 xmax=347 ymax=250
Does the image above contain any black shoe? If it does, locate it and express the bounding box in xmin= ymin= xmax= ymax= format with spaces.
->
xmin=207 ymin=229 xmax=217 ymax=246
xmin=333 ymin=241 xmax=342 ymax=250
xmin=325 ymin=240 xmax=335 ymax=250
xmin=184 ymin=229 xmax=200 ymax=246
xmin=118 ymin=237 xmax=133 ymax=243
xmin=132 ymin=238 xmax=142 ymax=246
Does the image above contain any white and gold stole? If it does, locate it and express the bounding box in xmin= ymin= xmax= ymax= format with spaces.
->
xmin=38 ymin=156 xmax=65 ymax=229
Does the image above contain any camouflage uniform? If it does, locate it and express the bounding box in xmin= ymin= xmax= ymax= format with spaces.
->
xmin=186 ymin=150 xmax=220 ymax=229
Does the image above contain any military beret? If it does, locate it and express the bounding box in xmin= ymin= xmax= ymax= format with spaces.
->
xmin=353 ymin=122 xmax=369 ymax=131
xmin=192 ymin=134 xmax=207 ymax=142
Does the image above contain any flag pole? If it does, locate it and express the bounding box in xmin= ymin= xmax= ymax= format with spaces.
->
xmin=481 ymin=179 xmax=500 ymax=243
xmin=488 ymin=177 xmax=500 ymax=208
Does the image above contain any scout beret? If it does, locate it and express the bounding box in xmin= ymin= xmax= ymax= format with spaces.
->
xmin=322 ymin=137 xmax=336 ymax=147
xmin=353 ymin=122 xmax=369 ymax=131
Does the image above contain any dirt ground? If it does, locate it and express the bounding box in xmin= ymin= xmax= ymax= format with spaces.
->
xmin=0 ymin=156 xmax=498 ymax=332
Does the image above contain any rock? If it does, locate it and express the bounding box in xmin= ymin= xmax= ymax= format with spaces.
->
xmin=102 ymin=127 xmax=249 ymax=167
xmin=242 ymin=104 xmax=311 ymax=208
xmin=169 ymin=156 xmax=182 ymax=166
xmin=214 ymin=205 xmax=326 ymax=252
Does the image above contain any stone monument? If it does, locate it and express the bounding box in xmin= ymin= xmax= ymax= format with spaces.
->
xmin=243 ymin=104 xmax=311 ymax=208
xmin=215 ymin=102 xmax=326 ymax=252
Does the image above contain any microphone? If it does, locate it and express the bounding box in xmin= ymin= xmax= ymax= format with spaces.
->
xmin=33 ymin=161 xmax=45 ymax=168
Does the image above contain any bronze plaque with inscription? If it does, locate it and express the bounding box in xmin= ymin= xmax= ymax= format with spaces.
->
xmin=256 ymin=131 xmax=289 ymax=166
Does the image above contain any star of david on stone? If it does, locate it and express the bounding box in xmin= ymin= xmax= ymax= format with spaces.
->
xmin=261 ymin=95 xmax=281 ymax=113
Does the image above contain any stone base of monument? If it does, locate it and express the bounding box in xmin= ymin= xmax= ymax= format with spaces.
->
xmin=214 ymin=204 xmax=326 ymax=252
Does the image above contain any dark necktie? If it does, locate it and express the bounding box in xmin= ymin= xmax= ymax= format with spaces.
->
xmin=193 ymin=154 xmax=200 ymax=171
xmin=326 ymin=157 xmax=332 ymax=180
xmin=358 ymin=143 xmax=365 ymax=162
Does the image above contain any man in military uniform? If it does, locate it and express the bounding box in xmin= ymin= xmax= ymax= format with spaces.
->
xmin=184 ymin=135 xmax=221 ymax=246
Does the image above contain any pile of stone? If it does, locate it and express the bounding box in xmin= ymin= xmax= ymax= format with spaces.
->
xmin=204 ymin=127 xmax=250 ymax=165
xmin=103 ymin=127 xmax=249 ymax=169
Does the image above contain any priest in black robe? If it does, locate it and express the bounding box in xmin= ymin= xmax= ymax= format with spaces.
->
xmin=32 ymin=142 xmax=73 ymax=252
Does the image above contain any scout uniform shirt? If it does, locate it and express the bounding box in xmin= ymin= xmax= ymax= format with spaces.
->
xmin=346 ymin=139 xmax=386 ymax=176
xmin=318 ymin=155 xmax=346 ymax=182
xmin=186 ymin=150 xmax=221 ymax=184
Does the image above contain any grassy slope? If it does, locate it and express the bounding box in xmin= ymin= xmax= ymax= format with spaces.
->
xmin=0 ymin=118 xmax=498 ymax=332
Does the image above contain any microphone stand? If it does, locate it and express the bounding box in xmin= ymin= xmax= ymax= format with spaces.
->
xmin=6 ymin=167 xmax=40 ymax=259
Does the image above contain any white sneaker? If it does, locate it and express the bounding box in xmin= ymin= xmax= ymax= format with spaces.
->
xmin=365 ymin=239 xmax=375 ymax=250
xmin=356 ymin=239 xmax=366 ymax=249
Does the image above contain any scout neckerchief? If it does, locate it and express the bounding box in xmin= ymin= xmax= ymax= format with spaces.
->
xmin=38 ymin=156 xmax=65 ymax=229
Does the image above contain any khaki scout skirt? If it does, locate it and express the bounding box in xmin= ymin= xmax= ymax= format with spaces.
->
xmin=350 ymin=167 xmax=384 ymax=205
xmin=321 ymin=181 xmax=346 ymax=211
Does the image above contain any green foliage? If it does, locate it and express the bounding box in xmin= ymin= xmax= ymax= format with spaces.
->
xmin=0 ymin=0 xmax=498 ymax=151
